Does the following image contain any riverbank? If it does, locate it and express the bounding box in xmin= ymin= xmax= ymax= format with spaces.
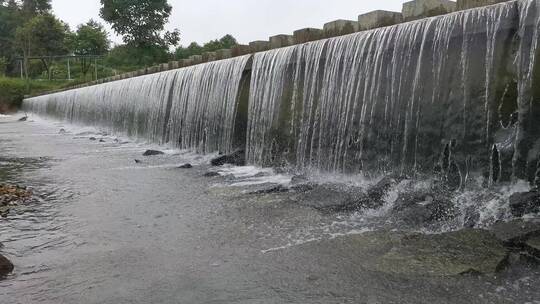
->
xmin=0 ymin=114 xmax=539 ymax=303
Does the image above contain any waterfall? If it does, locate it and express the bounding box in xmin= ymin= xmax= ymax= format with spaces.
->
xmin=23 ymin=55 xmax=250 ymax=154
xmin=246 ymin=0 xmax=540 ymax=178
xmin=23 ymin=0 xmax=540 ymax=179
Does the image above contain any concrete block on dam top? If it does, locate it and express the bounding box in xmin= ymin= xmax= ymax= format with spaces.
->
xmin=293 ymin=28 xmax=324 ymax=44
xmin=249 ymin=40 xmax=271 ymax=53
xmin=402 ymin=0 xmax=457 ymax=21
xmin=216 ymin=49 xmax=232 ymax=60
xmin=269 ymin=34 xmax=295 ymax=49
xmin=457 ymin=0 xmax=510 ymax=10
xmin=202 ymin=52 xmax=217 ymax=62
xmin=358 ymin=10 xmax=403 ymax=30
xmin=169 ymin=61 xmax=179 ymax=69
xmin=189 ymin=55 xmax=203 ymax=64
xmin=231 ymin=44 xmax=251 ymax=57
xmin=323 ymin=20 xmax=359 ymax=37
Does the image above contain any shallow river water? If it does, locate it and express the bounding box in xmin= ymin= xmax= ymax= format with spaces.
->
xmin=0 ymin=115 xmax=539 ymax=304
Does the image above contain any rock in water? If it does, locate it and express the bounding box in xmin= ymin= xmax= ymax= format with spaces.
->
xmin=391 ymin=190 xmax=457 ymax=225
xmin=526 ymin=235 xmax=540 ymax=256
xmin=291 ymin=229 xmax=508 ymax=276
xmin=0 ymin=254 xmax=13 ymax=278
xmin=203 ymin=171 xmax=220 ymax=177
xmin=143 ymin=150 xmax=165 ymax=156
xmin=210 ymin=150 xmax=245 ymax=166
xmin=89 ymin=137 xmax=97 ymax=141
xmin=374 ymin=229 xmax=508 ymax=275
xmin=18 ymin=116 xmax=27 ymax=122
xmin=509 ymin=191 xmax=540 ymax=217
xmin=178 ymin=163 xmax=193 ymax=169
xmin=134 ymin=159 xmax=142 ymax=164
xmin=490 ymin=220 xmax=540 ymax=245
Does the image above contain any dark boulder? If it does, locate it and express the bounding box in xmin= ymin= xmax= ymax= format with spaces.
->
xmin=89 ymin=137 xmax=97 ymax=141
xmin=248 ymin=184 xmax=289 ymax=194
xmin=509 ymin=191 xmax=540 ymax=217
xmin=367 ymin=176 xmax=399 ymax=202
xmin=291 ymin=175 xmax=309 ymax=185
xmin=134 ymin=159 xmax=142 ymax=164
xmin=210 ymin=150 xmax=245 ymax=166
xmin=99 ymin=139 xmax=106 ymax=143
xmin=0 ymin=254 xmax=13 ymax=278
xmin=143 ymin=150 xmax=165 ymax=156
xmin=289 ymin=229 xmax=508 ymax=276
xmin=391 ymin=190 xmax=457 ymax=225
xmin=18 ymin=116 xmax=27 ymax=122
xmin=178 ymin=163 xmax=193 ymax=169
xmin=204 ymin=171 xmax=220 ymax=177
xmin=490 ymin=220 xmax=540 ymax=259
xmin=295 ymin=184 xmax=373 ymax=213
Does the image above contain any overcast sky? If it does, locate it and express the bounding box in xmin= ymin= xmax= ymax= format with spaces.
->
xmin=51 ymin=0 xmax=408 ymax=47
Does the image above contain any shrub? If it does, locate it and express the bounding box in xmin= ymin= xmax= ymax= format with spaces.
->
xmin=0 ymin=77 xmax=26 ymax=112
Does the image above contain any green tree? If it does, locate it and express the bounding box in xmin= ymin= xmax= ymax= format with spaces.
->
xmin=100 ymin=0 xmax=179 ymax=49
xmin=175 ymin=42 xmax=203 ymax=60
xmin=21 ymin=0 xmax=51 ymax=16
xmin=15 ymin=14 xmax=70 ymax=80
xmin=0 ymin=2 xmax=23 ymax=75
xmin=105 ymin=44 xmax=169 ymax=72
xmin=0 ymin=57 xmax=7 ymax=76
xmin=175 ymin=35 xmax=238 ymax=60
xmin=72 ymin=19 xmax=110 ymax=79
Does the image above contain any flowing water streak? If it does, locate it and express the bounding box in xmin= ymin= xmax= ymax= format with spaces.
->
xmin=247 ymin=1 xmax=534 ymax=176
xmin=23 ymin=55 xmax=250 ymax=153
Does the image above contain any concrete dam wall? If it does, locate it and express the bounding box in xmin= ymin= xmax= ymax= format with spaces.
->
xmin=23 ymin=0 xmax=540 ymax=185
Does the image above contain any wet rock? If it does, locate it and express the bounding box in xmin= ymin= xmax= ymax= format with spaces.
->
xmin=18 ymin=116 xmax=27 ymax=122
xmin=0 ymin=254 xmax=14 ymax=278
xmin=367 ymin=176 xmax=399 ymax=202
xmin=295 ymin=184 xmax=369 ymax=213
xmin=143 ymin=150 xmax=165 ymax=156
xmin=295 ymin=229 xmax=508 ymax=276
xmin=490 ymin=220 xmax=540 ymax=245
xmin=210 ymin=150 xmax=245 ymax=166
xmin=375 ymin=229 xmax=508 ymax=275
xmin=291 ymin=175 xmax=309 ymax=185
xmin=509 ymin=191 xmax=540 ymax=217
xmin=89 ymin=137 xmax=97 ymax=141
xmin=178 ymin=163 xmax=193 ymax=169
xmin=248 ymin=184 xmax=289 ymax=194
xmin=204 ymin=171 xmax=220 ymax=177
xmin=526 ymin=235 xmax=540 ymax=255
xmin=99 ymin=139 xmax=106 ymax=143
xmin=391 ymin=190 xmax=457 ymax=225
xmin=134 ymin=159 xmax=142 ymax=164
xmin=290 ymin=183 xmax=316 ymax=193
xmin=0 ymin=185 xmax=32 ymax=207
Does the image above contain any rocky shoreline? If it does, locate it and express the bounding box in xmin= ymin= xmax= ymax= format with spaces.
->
xmin=0 ymin=184 xmax=33 ymax=278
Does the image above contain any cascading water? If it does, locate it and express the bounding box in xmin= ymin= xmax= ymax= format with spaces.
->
xmin=247 ymin=0 xmax=540 ymax=181
xmin=22 ymin=0 xmax=540 ymax=181
xmin=23 ymin=55 xmax=251 ymax=154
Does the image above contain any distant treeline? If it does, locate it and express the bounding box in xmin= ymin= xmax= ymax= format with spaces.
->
xmin=0 ymin=0 xmax=239 ymax=82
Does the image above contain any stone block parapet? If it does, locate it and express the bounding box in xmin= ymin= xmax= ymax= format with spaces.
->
xmin=358 ymin=10 xmax=403 ymax=30
xmin=402 ymin=0 xmax=457 ymax=21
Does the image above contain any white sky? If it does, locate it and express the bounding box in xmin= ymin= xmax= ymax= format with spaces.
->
xmin=51 ymin=0 xmax=408 ymax=47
